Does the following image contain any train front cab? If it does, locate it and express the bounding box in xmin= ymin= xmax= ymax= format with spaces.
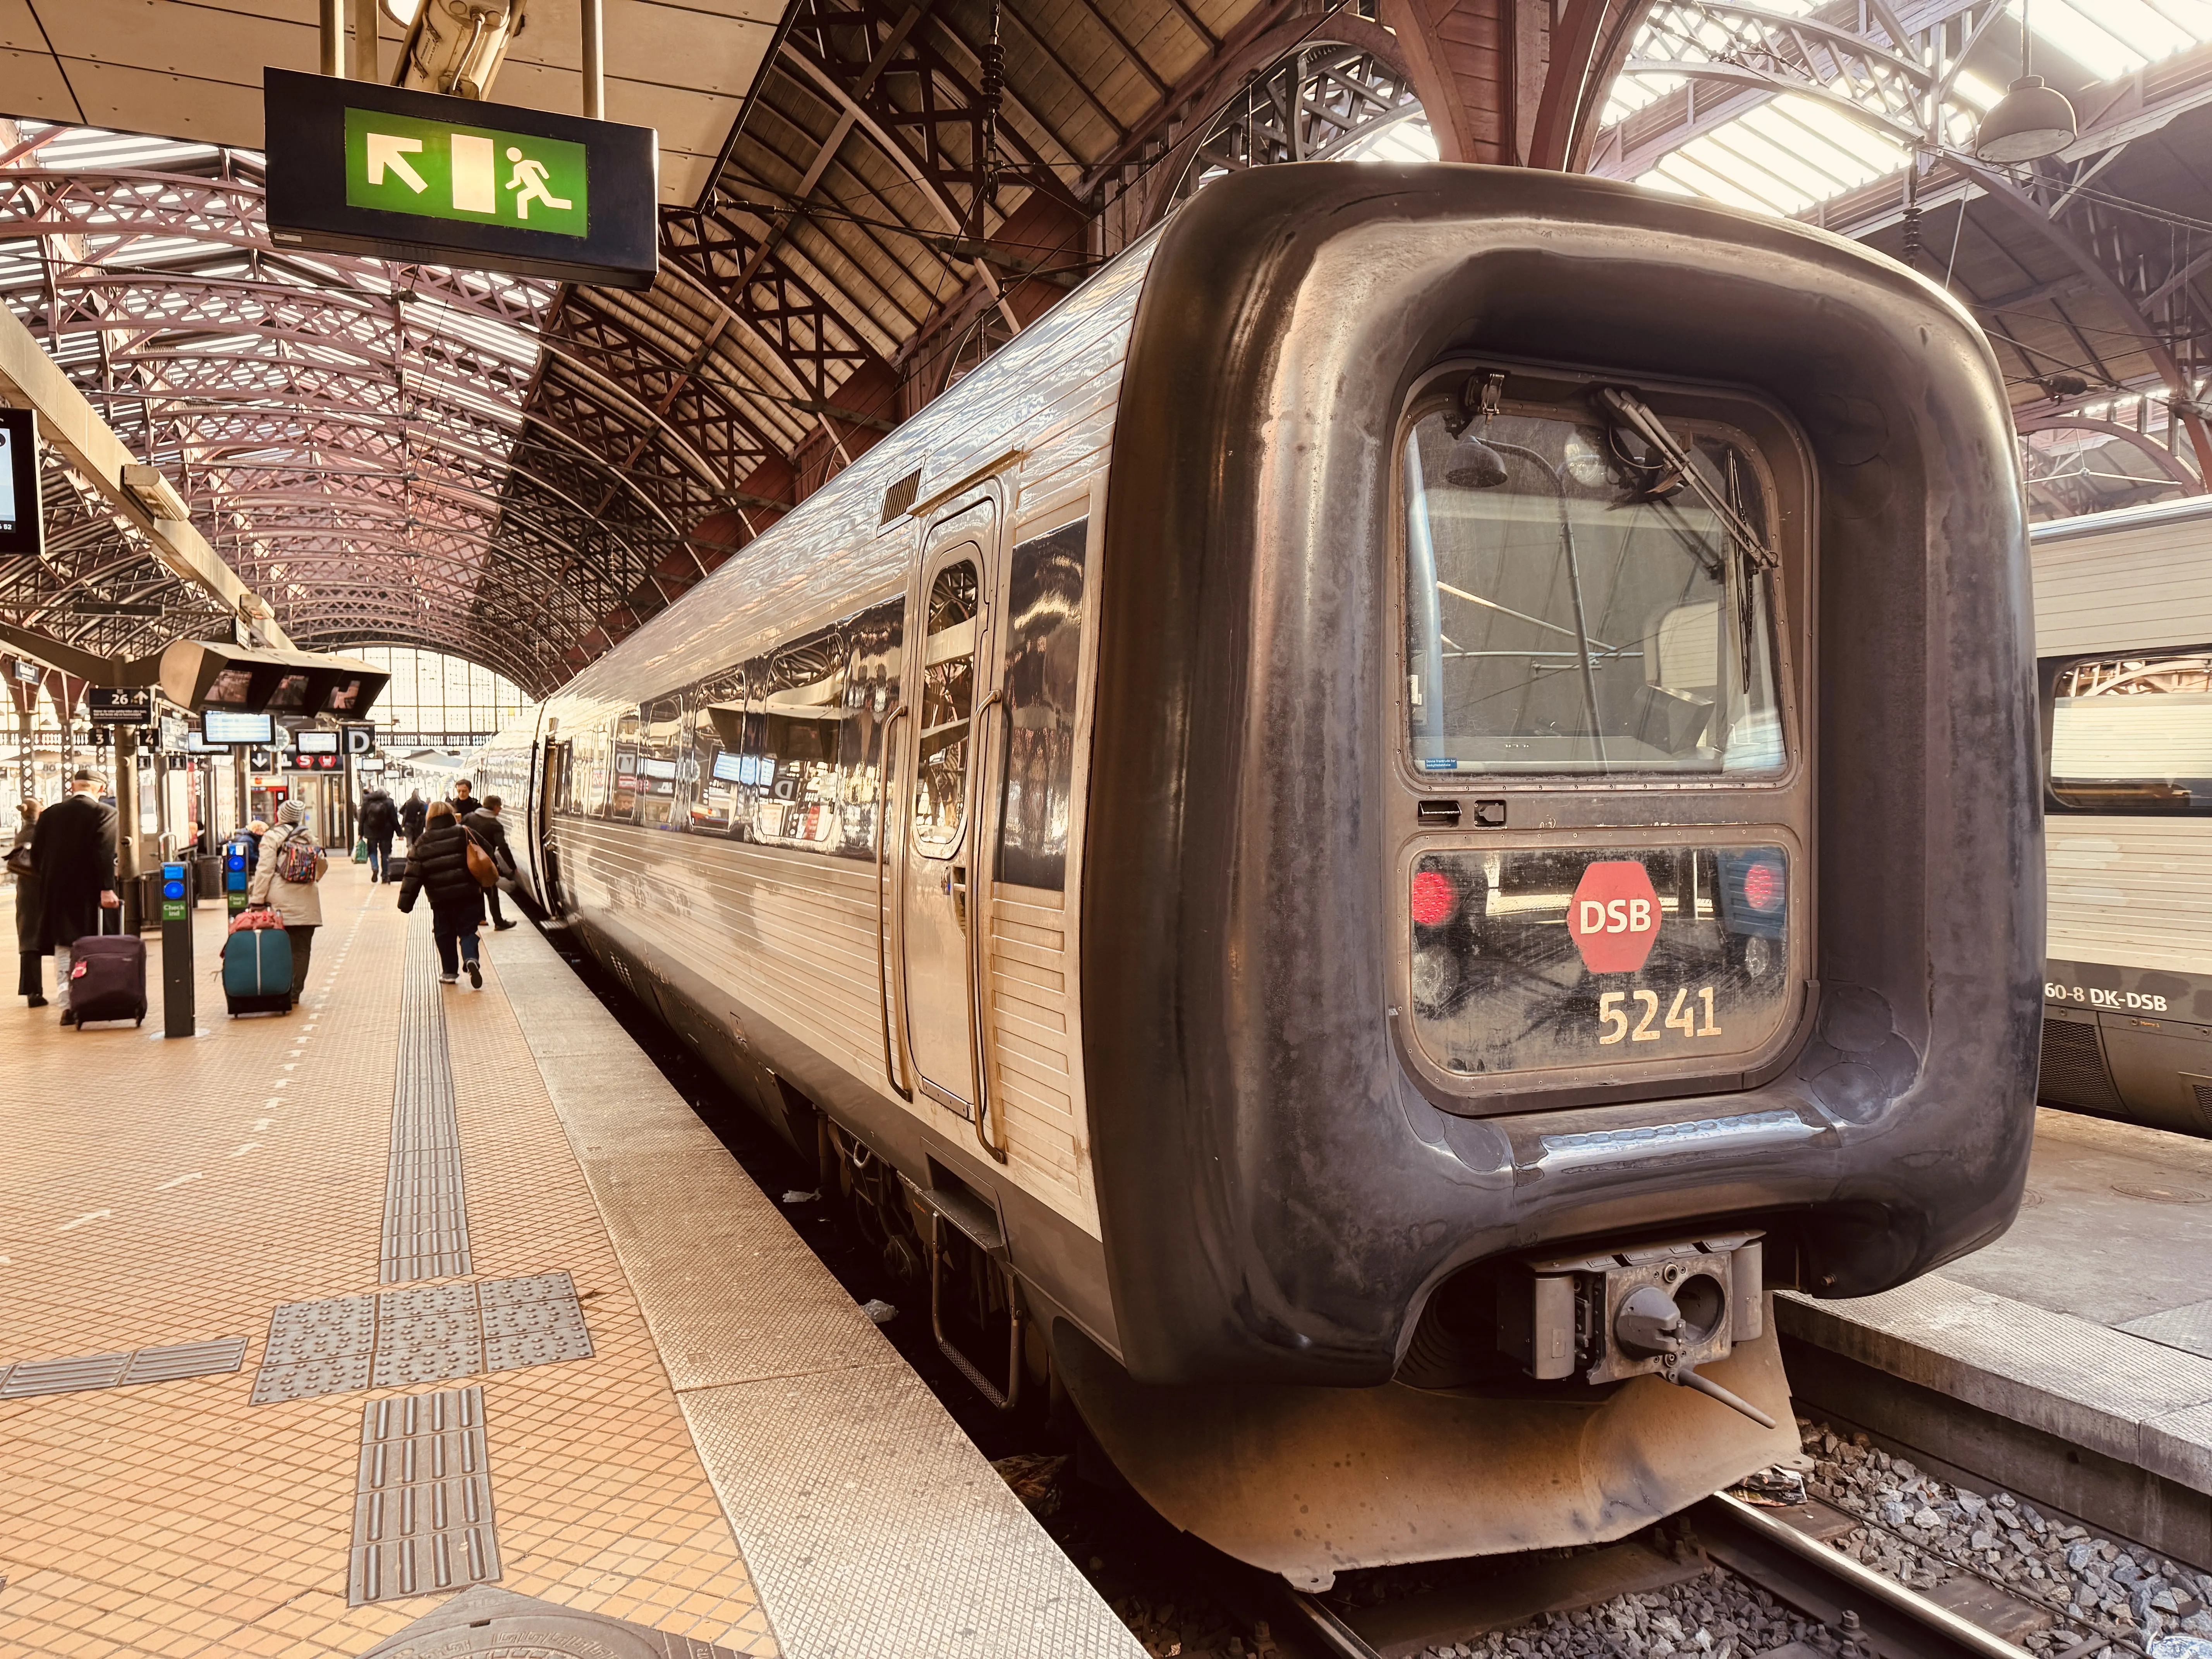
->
xmin=1065 ymin=165 xmax=2043 ymax=1587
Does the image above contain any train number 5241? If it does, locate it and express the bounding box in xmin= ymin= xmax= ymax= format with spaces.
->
xmin=1597 ymin=987 xmax=1722 ymax=1044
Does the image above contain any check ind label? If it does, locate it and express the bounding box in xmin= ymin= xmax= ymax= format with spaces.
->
xmin=343 ymin=107 xmax=588 ymax=239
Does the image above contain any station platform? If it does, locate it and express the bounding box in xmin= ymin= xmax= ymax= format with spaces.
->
xmin=1779 ymin=1107 xmax=2212 ymax=1573
xmin=0 ymin=861 xmax=1140 ymax=1659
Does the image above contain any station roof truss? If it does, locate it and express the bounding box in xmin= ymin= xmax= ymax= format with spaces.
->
xmin=10 ymin=0 xmax=2209 ymax=694
xmin=1587 ymin=0 xmax=2212 ymax=517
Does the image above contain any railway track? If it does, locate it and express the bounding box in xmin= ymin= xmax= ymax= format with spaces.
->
xmin=1288 ymin=1495 xmax=2048 ymax=1659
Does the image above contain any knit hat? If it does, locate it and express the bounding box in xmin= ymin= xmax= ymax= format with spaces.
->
xmin=278 ymin=800 xmax=308 ymax=825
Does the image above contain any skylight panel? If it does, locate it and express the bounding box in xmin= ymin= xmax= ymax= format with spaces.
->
xmin=2012 ymin=0 xmax=2144 ymax=79
xmin=1734 ymin=105 xmax=1869 ymax=196
xmin=1649 ymin=150 xmax=1778 ymax=214
xmin=2142 ymin=0 xmax=2212 ymax=38
xmin=1767 ymin=93 xmax=1907 ymax=177
xmin=1686 ymin=129 xmax=1819 ymax=214
xmin=2071 ymin=0 xmax=2193 ymax=62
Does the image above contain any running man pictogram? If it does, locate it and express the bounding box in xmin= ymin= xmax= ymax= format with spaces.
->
xmin=504 ymin=146 xmax=573 ymax=220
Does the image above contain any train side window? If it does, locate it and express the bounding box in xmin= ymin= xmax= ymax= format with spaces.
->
xmin=839 ymin=599 xmax=905 ymax=862
xmin=998 ymin=516 xmax=1089 ymax=890
xmin=915 ymin=559 xmax=981 ymax=852
xmin=634 ymin=696 xmax=685 ymax=829
xmin=1402 ymin=408 xmax=1783 ymax=776
xmin=577 ymin=722 xmax=613 ymax=818
xmin=609 ymin=712 xmax=641 ymax=821
xmin=693 ymin=667 xmax=747 ymax=834
xmin=756 ymin=629 xmax=847 ymax=853
xmin=2046 ymin=652 xmax=2212 ymax=813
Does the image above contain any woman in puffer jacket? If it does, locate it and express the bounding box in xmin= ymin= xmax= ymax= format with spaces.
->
xmin=397 ymin=800 xmax=487 ymax=987
xmin=246 ymin=798 xmax=326 ymax=997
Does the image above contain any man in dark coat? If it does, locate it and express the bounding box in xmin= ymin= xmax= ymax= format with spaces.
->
xmin=398 ymin=801 xmax=487 ymax=988
xmin=450 ymin=779 xmax=480 ymax=817
xmin=31 ymin=769 xmax=118 ymax=1025
xmin=12 ymin=797 xmax=45 ymax=1006
xmin=358 ymin=786 xmax=400 ymax=883
xmin=472 ymin=795 xmax=520 ymax=931
xmin=399 ymin=789 xmax=428 ymax=845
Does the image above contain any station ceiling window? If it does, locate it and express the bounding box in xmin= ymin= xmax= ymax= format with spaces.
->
xmin=1601 ymin=0 xmax=2212 ymax=220
xmin=351 ymin=646 xmax=535 ymax=746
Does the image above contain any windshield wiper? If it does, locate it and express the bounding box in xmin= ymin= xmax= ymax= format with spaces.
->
xmin=1597 ymin=387 xmax=1777 ymax=574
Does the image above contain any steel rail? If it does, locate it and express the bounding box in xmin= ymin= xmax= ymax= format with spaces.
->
xmin=1691 ymin=1494 xmax=2035 ymax=1659
xmin=1279 ymin=1494 xmax=2039 ymax=1659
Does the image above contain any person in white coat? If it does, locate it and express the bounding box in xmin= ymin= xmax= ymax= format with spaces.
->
xmin=246 ymin=799 xmax=327 ymax=998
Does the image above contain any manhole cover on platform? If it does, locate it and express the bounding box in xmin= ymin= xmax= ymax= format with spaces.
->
xmin=2112 ymin=1183 xmax=2210 ymax=1205
xmin=358 ymin=1585 xmax=745 ymax=1658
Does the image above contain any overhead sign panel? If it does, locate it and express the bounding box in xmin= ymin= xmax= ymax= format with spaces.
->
xmin=263 ymin=68 xmax=657 ymax=290
xmin=87 ymin=688 xmax=154 ymax=726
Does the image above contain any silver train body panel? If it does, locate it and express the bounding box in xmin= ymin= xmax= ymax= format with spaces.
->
xmin=2032 ymin=494 xmax=2212 ymax=1135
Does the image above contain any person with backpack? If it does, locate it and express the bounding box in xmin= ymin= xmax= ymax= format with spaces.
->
xmin=246 ymin=799 xmax=328 ymax=998
xmin=358 ymin=785 xmax=400 ymax=882
xmin=399 ymin=788 xmax=428 ymax=847
xmin=398 ymin=801 xmax=488 ymax=988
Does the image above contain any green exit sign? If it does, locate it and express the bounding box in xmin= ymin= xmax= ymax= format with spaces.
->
xmin=264 ymin=68 xmax=656 ymax=289
xmin=344 ymin=107 xmax=589 ymax=239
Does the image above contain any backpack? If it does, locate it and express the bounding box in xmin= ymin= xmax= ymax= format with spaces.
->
xmin=274 ymin=830 xmax=322 ymax=885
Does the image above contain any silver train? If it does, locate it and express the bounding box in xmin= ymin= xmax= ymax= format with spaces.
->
xmin=2032 ymin=495 xmax=2212 ymax=1135
xmin=476 ymin=164 xmax=2041 ymax=1588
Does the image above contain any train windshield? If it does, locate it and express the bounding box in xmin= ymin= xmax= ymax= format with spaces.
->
xmin=1403 ymin=409 xmax=1784 ymax=776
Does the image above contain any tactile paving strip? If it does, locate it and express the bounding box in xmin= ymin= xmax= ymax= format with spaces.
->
xmin=251 ymin=1271 xmax=592 ymax=1403
xmin=348 ymin=1384 xmax=501 ymax=1605
xmin=0 ymin=1336 xmax=249 ymax=1400
xmin=383 ymin=919 xmax=471 ymax=1283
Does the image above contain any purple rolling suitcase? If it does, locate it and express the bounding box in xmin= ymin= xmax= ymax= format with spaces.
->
xmin=69 ymin=933 xmax=148 ymax=1027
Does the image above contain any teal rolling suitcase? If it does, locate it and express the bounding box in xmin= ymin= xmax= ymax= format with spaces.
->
xmin=223 ymin=926 xmax=293 ymax=1015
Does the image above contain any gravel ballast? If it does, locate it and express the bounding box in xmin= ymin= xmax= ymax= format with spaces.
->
xmin=1400 ymin=1419 xmax=2212 ymax=1659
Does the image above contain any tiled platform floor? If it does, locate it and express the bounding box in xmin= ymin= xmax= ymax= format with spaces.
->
xmin=0 ymin=864 xmax=778 ymax=1657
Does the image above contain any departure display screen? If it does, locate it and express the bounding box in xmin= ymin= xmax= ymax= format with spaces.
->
xmin=202 ymin=711 xmax=276 ymax=745
xmin=1407 ymin=843 xmax=1795 ymax=1081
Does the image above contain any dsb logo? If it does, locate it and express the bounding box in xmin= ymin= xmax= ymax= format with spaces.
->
xmin=1568 ymin=861 xmax=1662 ymax=973
xmin=1580 ymin=896 xmax=1654 ymax=936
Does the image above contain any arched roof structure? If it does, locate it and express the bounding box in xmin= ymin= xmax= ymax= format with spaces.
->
xmin=1 ymin=0 xmax=2208 ymax=698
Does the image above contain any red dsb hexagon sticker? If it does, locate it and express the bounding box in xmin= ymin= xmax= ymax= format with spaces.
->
xmin=1568 ymin=860 xmax=1662 ymax=973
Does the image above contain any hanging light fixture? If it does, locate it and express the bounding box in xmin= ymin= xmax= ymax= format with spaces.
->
xmin=1975 ymin=0 xmax=2077 ymax=163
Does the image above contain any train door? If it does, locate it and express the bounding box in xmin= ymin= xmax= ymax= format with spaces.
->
xmin=538 ymin=733 xmax=572 ymax=913
xmin=899 ymin=501 xmax=999 ymax=1118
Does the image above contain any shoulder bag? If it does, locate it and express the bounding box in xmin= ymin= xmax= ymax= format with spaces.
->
xmin=464 ymin=828 xmax=499 ymax=890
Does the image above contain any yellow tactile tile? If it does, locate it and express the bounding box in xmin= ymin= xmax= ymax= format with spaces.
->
xmin=0 ymin=864 xmax=778 ymax=1656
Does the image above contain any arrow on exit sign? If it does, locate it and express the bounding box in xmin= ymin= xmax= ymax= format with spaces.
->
xmin=343 ymin=106 xmax=589 ymax=239
xmin=366 ymin=133 xmax=427 ymax=192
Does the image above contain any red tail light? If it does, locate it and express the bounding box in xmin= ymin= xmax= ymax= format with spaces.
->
xmin=1742 ymin=860 xmax=1783 ymax=913
xmin=1410 ymin=869 xmax=1458 ymax=927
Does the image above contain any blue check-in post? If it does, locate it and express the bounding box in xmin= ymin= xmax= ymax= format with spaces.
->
xmin=226 ymin=840 xmax=250 ymax=914
xmin=161 ymin=860 xmax=194 ymax=1037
